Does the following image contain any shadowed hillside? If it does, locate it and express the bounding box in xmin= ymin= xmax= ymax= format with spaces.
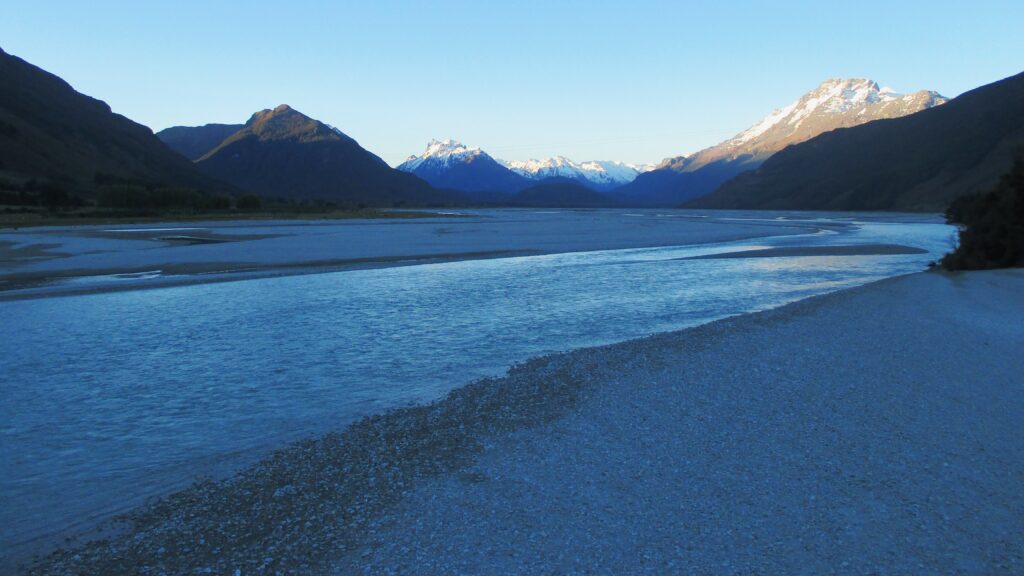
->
xmin=510 ymin=180 xmax=616 ymax=207
xmin=195 ymin=105 xmax=460 ymax=206
xmin=0 ymin=48 xmax=230 ymax=201
xmin=691 ymin=71 xmax=1024 ymax=212
xmin=157 ymin=124 xmax=244 ymax=161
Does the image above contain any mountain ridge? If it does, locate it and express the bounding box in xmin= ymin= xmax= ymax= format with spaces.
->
xmin=157 ymin=123 xmax=244 ymax=161
xmin=194 ymin=106 xmax=457 ymax=206
xmin=664 ymin=79 xmax=948 ymax=172
xmin=611 ymin=78 xmax=948 ymax=207
xmin=502 ymin=156 xmax=651 ymax=191
xmin=0 ymin=47 xmax=229 ymax=197
xmin=689 ymin=71 xmax=1024 ymax=212
xmin=398 ymin=139 xmax=650 ymax=195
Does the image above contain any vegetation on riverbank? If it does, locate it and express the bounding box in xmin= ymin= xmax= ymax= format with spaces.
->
xmin=0 ymin=203 xmax=447 ymax=229
xmin=942 ymin=152 xmax=1024 ymax=270
xmin=0 ymin=172 xmax=461 ymax=229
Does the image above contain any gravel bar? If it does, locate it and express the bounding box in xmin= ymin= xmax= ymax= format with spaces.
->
xmin=25 ymin=269 xmax=1024 ymax=574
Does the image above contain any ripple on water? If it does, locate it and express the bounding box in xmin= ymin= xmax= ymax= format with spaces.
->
xmin=0 ymin=217 xmax=955 ymax=556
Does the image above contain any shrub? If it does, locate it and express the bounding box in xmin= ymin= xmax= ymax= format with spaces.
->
xmin=236 ymin=195 xmax=262 ymax=210
xmin=97 ymin=184 xmax=231 ymax=211
xmin=97 ymin=184 xmax=151 ymax=209
xmin=39 ymin=184 xmax=71 ymax=211
xmin=942 ymin=152 xmax=1024 ymax=270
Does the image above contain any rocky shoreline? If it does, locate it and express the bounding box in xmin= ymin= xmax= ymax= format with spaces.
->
xmin=22 ymin=269 xmax=1024 ymax=574
xmin=24 ymin=347 xmax=605 ymax=574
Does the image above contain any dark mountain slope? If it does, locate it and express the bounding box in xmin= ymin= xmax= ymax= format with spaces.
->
xmin=157 ymin=123 xmax=243 ymax=160
xmin=195 ymin=105 xmax=458 ymax=206
xmin=691 ymin=71 xmax=1024 ymax=212
xmin=510 ymin=180 xmax=616 ymax=207
xmin=421 ymin=154 xmax=531 ymax=194
xmin=609 ymin=161 xmax=748 ymax=207
xmin=0 ymin=47 xmax=227 ymax=195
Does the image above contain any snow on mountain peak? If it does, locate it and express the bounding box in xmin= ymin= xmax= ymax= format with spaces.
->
xmin=422 ymin=138 xmax=481 ymax=158
xmin=502 ymin=156 xmax=650 ymax=186
xmin=399 ymin=138 xmax=488 ymax=171
xmin=503 ymin=156 xmax=571 ymax=173
xmin=399 ymin=139 xmax=654 ymax=187
xmin=727 ymin=78 xmax=944 ymax=147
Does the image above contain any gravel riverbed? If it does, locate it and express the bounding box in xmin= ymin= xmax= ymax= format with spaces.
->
xmin=24 ymin=269 xmax=1024 ymax=574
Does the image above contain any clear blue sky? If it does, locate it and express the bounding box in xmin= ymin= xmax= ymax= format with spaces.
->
xmin=3 ymin=1 xmax=1022 ymax=166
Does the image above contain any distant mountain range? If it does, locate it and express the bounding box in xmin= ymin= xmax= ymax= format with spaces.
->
xmin=0 ymin=47 xmax=227 ymax=197
xmin=612 ymin=79 xmax=949 ymax=207
xmin=689 ymin=71 xmax=1024 ymax=211
xmin=502 ymin=157 xmax=653 ymax=191
xmin=396 ymin=139 xmax=651 ymax=200
xmin=5 ymin=46 xmax=1019 ymax=214
xmin=184 ymin=105 xmax=457 ymax=205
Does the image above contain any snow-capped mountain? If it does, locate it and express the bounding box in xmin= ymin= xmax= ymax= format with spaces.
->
xmin=398 ymin=139 xmax=488 ymax=171
xmin=660 ymin=78 xmax=949 ymax=173
xmin=502 ymin=157 xmax=652 ymax=191
xmin=398 ymin=139 xmax=653 ymax=195
xmin=397 ymin=139 xmax=531 ymax=195
xmin=614 ymin=78 xmax=948 ymax=207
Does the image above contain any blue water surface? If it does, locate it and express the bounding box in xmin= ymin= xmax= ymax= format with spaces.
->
xmin=0 ymin=210 xmax=955 ymax=554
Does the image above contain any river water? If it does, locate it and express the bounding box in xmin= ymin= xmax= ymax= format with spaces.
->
xmin=0 ymin=210 xmax=955 ymax=557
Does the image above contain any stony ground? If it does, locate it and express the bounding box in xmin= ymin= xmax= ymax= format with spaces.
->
xmin=24 ymin=269 xmax=1024 ymax=574
xmin=334 ymin=269 xmax=1024 ymax=574
xmin=24 ymin=343 xmax=602 ymax=574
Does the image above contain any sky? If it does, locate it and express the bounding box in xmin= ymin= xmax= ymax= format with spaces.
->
xmin=2 ymin=1 xmax=1023 ymax=166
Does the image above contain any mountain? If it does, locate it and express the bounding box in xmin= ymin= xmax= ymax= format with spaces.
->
xmin=156 ymin=123 xmax=243 ymax=160
xmin=503 ymin=157 xmax=651 ymax=191
xmin=0 ymin=47 xmax=227 ymax=196
xmin=397 ymin=139 xmax=530 ymax=198
xmin=689 ymin=71 xmax=1024 ymax=212
xmin=397 ymin=140 xmax=651 ymax=200
xmin=195 ymin=106 xmax=456 ymax=206
xmin=613 ymin=78 xmax=948 ymax=206
xmin=608 ymin=161 xmax=744 ymax=208
xmin=509 ymin=180 xmax=616 ymax=207
xmin=672 ymin=79 xmax=948 ymax=172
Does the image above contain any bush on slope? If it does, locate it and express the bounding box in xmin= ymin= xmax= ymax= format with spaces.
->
xmin=943 ymin=152 xmax=1024 ymax=269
